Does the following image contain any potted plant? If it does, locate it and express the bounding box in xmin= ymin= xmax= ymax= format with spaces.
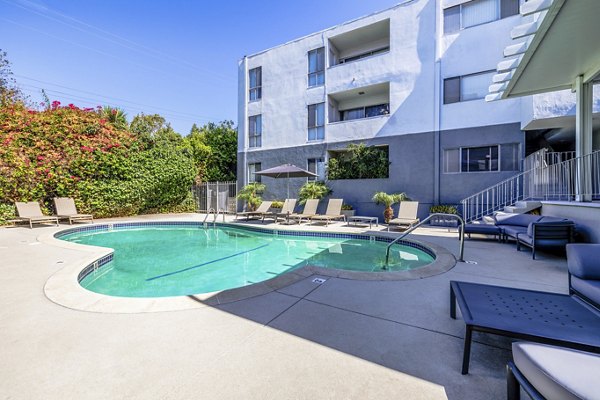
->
xmin=341 ymin=203 xmax=355 ymax=219
xmin=372 ymin=192 xmax=408 ymax=223
xmin=429 ymin=205 xmax=459 ymax=227
xmin=236 ymin=182 xmax=266 ymax=211
xmin=299 ymin=181 xmax=332 ymax=205
xmin=269 ymin=200 xmax=284 ymax=213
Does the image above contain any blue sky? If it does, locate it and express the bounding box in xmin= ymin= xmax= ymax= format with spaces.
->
xmin=1 ymin=0 xmax=399 ymax=134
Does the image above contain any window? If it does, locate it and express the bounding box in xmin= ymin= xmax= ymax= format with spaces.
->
xmin=443 ymin=144 xmax=520 ymax=173
xmin=444 ymin=0 xmax=520 ymax=34
xmin=308 ymin=103 xmax=325 ymax=141
xmin=248 ymin=162 xmax=261 ymax=183
xmin=307 ymin=158 xmax=325 ymax=181
xmin=340 ymin=103 xmax=389 ymax=121
xmin=249 ymin=67 xmax=262 ymax=101
xmin=308 ymin=48 xmax=325 ymax=87
xmin=248 ymin=115 xmax=262 ymax=148
xmin=443 ymin=71 xmax=495 ymax=104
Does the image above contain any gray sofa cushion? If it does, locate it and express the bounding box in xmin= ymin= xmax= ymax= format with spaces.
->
xmin=502 ymin=225 xmax=528 ymax=238
xmin=495 ymin=213 xmax=543 ymax=227
xmin=512 ymin=342 xmax=600 ymax=400
xmin=462 ymin=224 xmax=501 ymax=235
xmin=567 ymin=244 xmax=600 ymax=280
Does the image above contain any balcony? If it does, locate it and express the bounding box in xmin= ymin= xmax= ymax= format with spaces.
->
xmin=328 ymin=19 xmax=390 ymax=68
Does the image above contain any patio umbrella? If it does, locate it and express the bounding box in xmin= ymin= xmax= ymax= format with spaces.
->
xmin=254 ymin=163 xmax=317 ymax=199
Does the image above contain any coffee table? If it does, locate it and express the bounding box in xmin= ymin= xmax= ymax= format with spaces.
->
xmin=347 ymin=216 xmax=378 ymax=228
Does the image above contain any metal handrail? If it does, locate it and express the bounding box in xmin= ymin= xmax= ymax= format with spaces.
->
xmin=384 ymin=213 xmax=465 ymax=268
xmin=203 ymin=208 xmax=216 ymax=224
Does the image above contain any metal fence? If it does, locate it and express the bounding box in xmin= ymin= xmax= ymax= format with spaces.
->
xmin=192 ymin=181 xmax=237 ymax=213
xmin=461 ymin=150 xmax=600 ymax=222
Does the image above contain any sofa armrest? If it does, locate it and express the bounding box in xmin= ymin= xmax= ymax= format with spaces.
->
xmin=567 ymin=244 xmax=600 ymax=280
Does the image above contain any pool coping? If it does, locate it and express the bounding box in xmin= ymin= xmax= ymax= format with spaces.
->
xmin=40 ymin=220 xmax=457 ymax=314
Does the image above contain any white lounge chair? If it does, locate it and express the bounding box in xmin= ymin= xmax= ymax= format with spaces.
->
xmin=15 ymin=202 xmax=59 ymax=229
xmin=264 ymin=199 xmax=297 ymax=223
xmin=388 ymin=201 xmax=419 ymax=231
xmin=286 ymin=199 xmax=319 ymax=224
xmin=235 ymin=201 xmax=273 ymax=222
xmin=54 ymin=197 xmax=94 ymax=225
xmin=311 ymin=198 xmax=346 ymax=227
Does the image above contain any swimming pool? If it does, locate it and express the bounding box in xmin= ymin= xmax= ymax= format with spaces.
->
xmin=58 ymin=223 xmax=435 ymax=298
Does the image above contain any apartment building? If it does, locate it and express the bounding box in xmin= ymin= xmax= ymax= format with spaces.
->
xmin=237 ymin=0 xmax=598 ymax=218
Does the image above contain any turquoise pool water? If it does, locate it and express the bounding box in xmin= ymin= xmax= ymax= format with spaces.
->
xmin=60 ymin=225 xmax=434 ymax=298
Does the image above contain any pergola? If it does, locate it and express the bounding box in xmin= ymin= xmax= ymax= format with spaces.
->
xmin=486 ymin=0 xmax=600 ymax=201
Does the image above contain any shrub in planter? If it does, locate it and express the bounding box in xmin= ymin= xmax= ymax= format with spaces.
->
xmin=429 ymin=204 xmax=459 ymax=227
xmin=236 ymin=182 xmax=266 ymax=211
xmin=341 ymin=203 xmax=355 ymax=218
xmin=299 ymin=181 xmax=332 ymax=205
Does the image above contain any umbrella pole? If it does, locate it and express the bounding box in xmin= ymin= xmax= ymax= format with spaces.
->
xmin=287 ymin=172 xmax=290 ymax=199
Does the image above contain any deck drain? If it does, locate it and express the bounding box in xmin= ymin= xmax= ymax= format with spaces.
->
xmin=465 ymin=260 xmax=478 ymax=265
xmin=312 ymin=278 xmax=327 ymax=284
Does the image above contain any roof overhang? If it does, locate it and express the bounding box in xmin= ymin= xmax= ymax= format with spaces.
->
xmin=487 ymin=0 xmax=600 ymax=102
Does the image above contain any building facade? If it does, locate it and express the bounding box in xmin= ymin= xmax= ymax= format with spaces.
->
xmin=237 ymin=0 xmax=599 ymax=218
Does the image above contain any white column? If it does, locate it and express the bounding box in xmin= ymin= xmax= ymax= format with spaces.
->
xmin=574 ymin=75 xmax=593 ymax=201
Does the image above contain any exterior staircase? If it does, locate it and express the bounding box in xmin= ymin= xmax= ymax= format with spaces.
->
xmin=460 ymin=149 xmax=600 ymax=223
xmin=503 ymin=200 xmax=542 ymax=214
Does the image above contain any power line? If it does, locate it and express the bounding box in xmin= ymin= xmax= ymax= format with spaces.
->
xmin=15 ymin=74 xmax=228 ymax=121
xmin=19 ymin=84 xmax=213 ymax=125
xmin=1 ymin=0 xmax=235 ymax=82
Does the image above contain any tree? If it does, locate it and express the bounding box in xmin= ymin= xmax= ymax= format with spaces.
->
xmin=184 ymin=121 xmax=237 ymax=182
xmin=130 ymin=113 xmax=182 ymax=147
xmin=372 ymin=192 xmax=408 ymax=223
xmin=0 ymin=49 xmax=23 ymax=106
xmin=299 ymin=181 xmax=332 ymax=205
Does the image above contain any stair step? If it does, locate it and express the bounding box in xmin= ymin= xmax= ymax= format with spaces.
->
xmin=504 ymin=201 xmax=542 ymax=214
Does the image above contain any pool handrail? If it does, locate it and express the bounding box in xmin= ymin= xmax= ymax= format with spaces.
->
xmin=384 ymin=213 xmax=465 ymax=268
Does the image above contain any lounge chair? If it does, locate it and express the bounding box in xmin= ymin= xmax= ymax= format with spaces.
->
xmin=310 ymin=198 xmax=346 ymax=226
xmin=450 ymin=243 xmax=600 ymax=374
xmin=387 ymin=201 xmax=419 ymax=231
xmin=286 ymin=199 xmax=319 ymax=224
xmin=54 ymin=197 xmax=94 ymax=225
xmin=262 ymin=199 xmax=297 ymax=223
xmin=15 ymin=201 xmax=59 ymax=229
xmin=235 ymin=201 xmax=272 ymax=222
xmin=507 ymin=342 xmax=600 ymax=400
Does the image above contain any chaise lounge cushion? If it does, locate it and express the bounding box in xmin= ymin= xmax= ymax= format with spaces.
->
xmin=512 ymin=342 xmax=600 ymax=400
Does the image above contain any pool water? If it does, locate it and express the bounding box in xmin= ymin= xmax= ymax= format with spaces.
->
xmin=61 ymin=226 xmax=434 ymax=298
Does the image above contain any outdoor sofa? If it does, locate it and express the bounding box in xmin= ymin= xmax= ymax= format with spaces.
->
xmin=462 ymin=213 xmax=575 ymax=259
xmin=450 ymin=243 xmax=600 ymax=375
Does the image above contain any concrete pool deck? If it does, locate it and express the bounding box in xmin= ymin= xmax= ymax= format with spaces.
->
xmin=0 ymin=213 xmax=570 ymax=399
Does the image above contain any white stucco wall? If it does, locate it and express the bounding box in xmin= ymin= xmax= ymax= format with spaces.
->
xmin=520 ymin=86 xmax=600 ymax=129
xmin=439 ymin=14 xmax=523 ymax=130
xmin=238 ymin=0 xmax=437 ymax=152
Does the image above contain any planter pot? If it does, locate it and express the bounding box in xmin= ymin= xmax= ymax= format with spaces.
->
xmin=341 ymin=210 xmax=355 ymax=218
xmin=429 ymin=215 xmax=459 ymax=227
xmin=269 ymin=208 xmax=282 ymax=214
